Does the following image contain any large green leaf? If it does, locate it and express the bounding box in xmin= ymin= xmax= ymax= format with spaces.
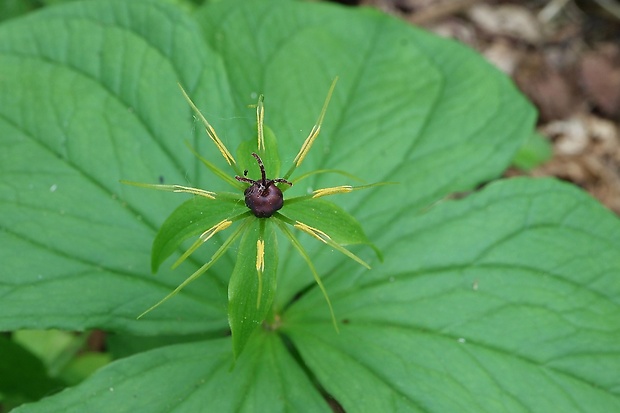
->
xmin=12 ymin=334 xmax=329 ymax=413
xmin=3 ymin=0 xmax=617 ymax=412
xmin=0 ymin=0 xmax=235 ymax=335
xmin=284 ymin=178 xmax=620 ymax=412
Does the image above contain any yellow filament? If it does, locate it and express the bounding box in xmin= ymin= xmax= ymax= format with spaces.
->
xmin=119 ymin=181 xmax=216 ymax=199
xmin=294 ymin=221 xmax=332 ymax=244
xmin=172 ymin=220 xmax=232 ymax=269
xmin=312 ymin=185 xmax=353 ymax=198
xmin=292 ymin=77 xmax=338 ymax=167
xmin=257 ymin=96 xmax=265 ymax=151
xmin=294 ymin=126 xmax=321 ymax=167
xmin=170 ymin=185 xmax=216 ymax=199
xmin=256 ymin=239 xmax=265 ymax=308
xmin=201 ymin=220 xmax=232 ymax=241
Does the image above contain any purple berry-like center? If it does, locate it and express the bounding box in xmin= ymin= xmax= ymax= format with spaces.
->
xmin=235 ymin=153 xmax=292 ymax=218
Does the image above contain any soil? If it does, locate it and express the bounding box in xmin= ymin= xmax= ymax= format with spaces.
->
xmin=334 ymin=0 xmax=620 ymax=215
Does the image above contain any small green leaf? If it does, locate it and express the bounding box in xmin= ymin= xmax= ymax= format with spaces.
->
xmin=151 ymin=195 xmax=247 ymax=272
xmin=59 ymin=352 xmax=111 ymax=386
xmin=228 ymin=218 xmax=278 ymax=358
xmin=511 ymin=131 xmax=552 ymax=171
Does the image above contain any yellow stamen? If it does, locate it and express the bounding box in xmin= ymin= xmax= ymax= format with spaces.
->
xmin=172 ymin=220 xmax=232 ymax=269
xmin=257 ymin=95 xmax=265 ymax=151
xmin=120 ymin=181 xmax=216 ymax=199
xmin=256 ymin=239 xmax=265 ymax=308
xmin=256 ymin=239 xmax=265 ymax=272
xmin=201 ymin=220 xmax=233 ymax=241
xmin=294 ymin=125 xmax=320 ymax=167
xmin=294 ymin=221 xmax=331 ymax=244
xmin=178 ymin=84 xmax=236 ymax=165
xmin=312 ymin=185 xmax=353 ymax=198
xmin=294 ymin=220 xmax=371 ymax=270
xmin=292 ymin=77 xmax=338 ymax=167
xmin=170 ymin=185 xmax=216 ymax=199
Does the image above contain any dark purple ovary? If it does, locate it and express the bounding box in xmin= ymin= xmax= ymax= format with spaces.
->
xmin=244 ymin=183 xmax=284 ymax=218
xmin=235 ymin=152 xmax=292 ymax=218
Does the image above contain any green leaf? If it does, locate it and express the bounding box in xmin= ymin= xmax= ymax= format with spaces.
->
xmin=151 ymin=195 xmax=247 ymax=272
xmin=228 ymin=219 xmax=278 ymax=358
xmin=0 ymin=0 xmax=238 ymax=336
xmin=511 ymin=131 xmax=553 ymax=171
xmin=284 ymin=178 xmax=620 ymax=412
xmin=13 ymin=335 xmax=330 ymax=413
xmin=0 ymin=0 xmax=36 ymax=23
xmin=0 ymin=335 xmax=64 ymax=402
xmin=59 ymin=352 xmax=111 ymax=386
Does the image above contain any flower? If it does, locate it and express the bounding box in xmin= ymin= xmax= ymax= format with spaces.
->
xmin=122 ymin=78 xmax=382 ymax=355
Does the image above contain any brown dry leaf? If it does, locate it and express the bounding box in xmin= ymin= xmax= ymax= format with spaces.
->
xmin=467 ymin=3 xmax=544 ymax=44
xmin=483 ymin=38 xmax=523 ymax=75
xmin=579 ymin=43 xmax=620 ymax=120
xmin=534 ymin=114 xmax=620 ymax=213
xmin=514 ymin=52 xmax=580 ymax=122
